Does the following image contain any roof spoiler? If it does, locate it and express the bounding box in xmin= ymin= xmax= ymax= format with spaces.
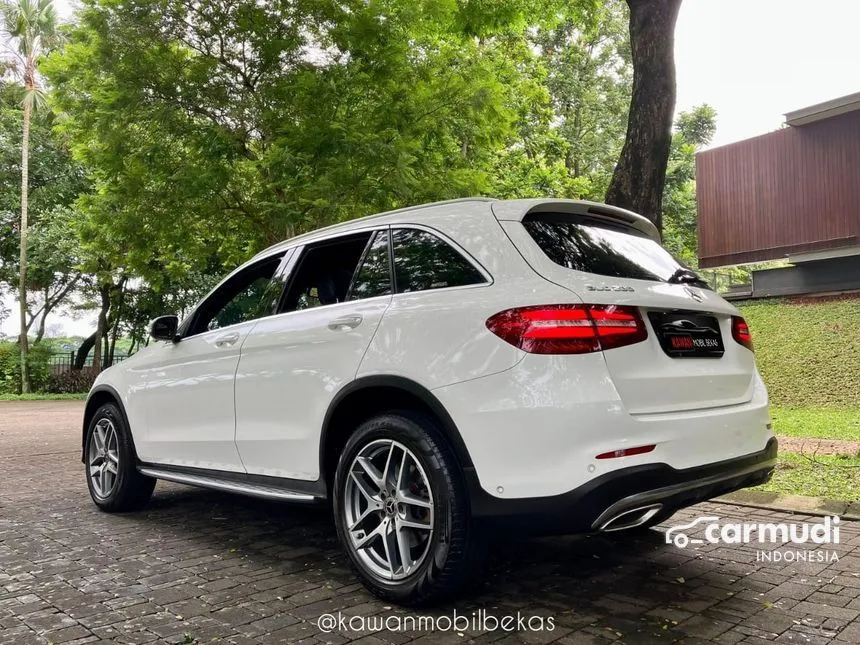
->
xmin=491 ymin=199 xmax=660 ymax=242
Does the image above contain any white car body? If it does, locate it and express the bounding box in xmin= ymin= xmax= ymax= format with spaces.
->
xmin=84 ymin=197 xmax=777 ymax=535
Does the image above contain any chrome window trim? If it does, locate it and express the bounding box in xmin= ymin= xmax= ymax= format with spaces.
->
xmin=177 ymin=220 xmax=494 ymax=339
xmin=389 ymin=223 xmax=494 ymax=292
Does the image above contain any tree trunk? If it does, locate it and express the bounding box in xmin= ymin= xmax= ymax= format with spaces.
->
xmin=92 ymin=284 xmax=111 ymax=372
xmin=605 ymin=0 xmax=682 ymax=233
xmin=107 ymin=285 xmax=125 ymax=367
xmin=33 ymin=275 xmax=81 ymax=345
xmin=18 ymin=92 xmax=32 ymax=394
xmin=75 ymin=332 xmax=96 ymax=370
xmin=34 ymin=286 xmax=49 ymax=344
xmin=108 ymin=325 xmax=117 ymax=367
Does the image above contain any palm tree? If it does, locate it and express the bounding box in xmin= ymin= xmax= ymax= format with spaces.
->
xmin=2 ymin=0 xmax=60 ymax=392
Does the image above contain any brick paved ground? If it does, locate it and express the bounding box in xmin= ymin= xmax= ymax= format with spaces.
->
xmin=1 ymin=401 xmax=858 ymax=644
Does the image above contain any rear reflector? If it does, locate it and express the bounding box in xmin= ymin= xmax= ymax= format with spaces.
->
xmin=486 ymin=304 xmax=647 ymax=354
xmin=595 ymin=444 xmax=656 ymax=460
xmin=731 ymin=316 xmax=753 ymax=351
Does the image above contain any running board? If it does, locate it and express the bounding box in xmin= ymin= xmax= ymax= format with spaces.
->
xmin=138 ymin=466 xmax=319 ymax=502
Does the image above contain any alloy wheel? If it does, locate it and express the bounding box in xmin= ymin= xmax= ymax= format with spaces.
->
xmin=88 ymin=418 xmax=120 ymax=499
xmin=343 ymin=439 xmax=434 ymax=581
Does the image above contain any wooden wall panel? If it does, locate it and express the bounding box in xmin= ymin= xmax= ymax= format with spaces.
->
xmin=696 ymin=110 xmax=860 ymax=267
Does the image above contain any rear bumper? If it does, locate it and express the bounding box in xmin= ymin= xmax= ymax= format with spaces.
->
xmin=434 ymin=352 xmax=773 ymax=499
xmin=465 ymin=437 xmax=778 ymax=535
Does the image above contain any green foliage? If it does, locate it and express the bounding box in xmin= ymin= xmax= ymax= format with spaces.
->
xmin=0 ymin=82 xmax=87 ymax=260
xmin=117 ymin=271 xmax=220 ymax=348
xmin=42 ymin=0 xmax=536 ymax=285
xmin=738 ymin=297 xmax=860 ymax=407
xmin=662 ymin=104 xmax=717 ymax=267
xmin=488 ymin=0 xmax=630 ymax=200
xmin=763 ymin=406 xmax=859 ymax=500
xmin=1 ymin=0 xmax=61 ymax=59
xmin=0 ymin=339 xmax=53 ymax=393
xmin=5 ymin=0 xmax=688 ymax=369
xmin=753 ymin=452 xmax=860 ymax=501
xmin=48 ymin=365 xmax=98 ymax=393
xmin=1 ymin=0 xmax=63 ymax=112
xmin=36 ymin=0 xmax=633 ymax=290
xmin=537 ymin=0 xmax=631 ymax=197
xmin=0 ymin=81 xmax=89 ymax=337
xmin=769 ymin=407 xmax=860 ymax=442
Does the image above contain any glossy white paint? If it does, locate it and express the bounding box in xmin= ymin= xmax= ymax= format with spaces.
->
xmin=434 ymin=354 xmax=772 ymax=499
xmin=115 ymin=322 xmax=257 ymax=471
xmin=359 ymin=208 xmax=583 ymax=387
xmin=92 ymin=197 xmax=773 ymax=505
xmin=234 ymin=296 xmax=391 ymax=479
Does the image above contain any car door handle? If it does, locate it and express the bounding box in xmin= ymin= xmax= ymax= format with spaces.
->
xmin=214 ymin=332 xmax=240 ymax=347
xmin=327 ymin=314 xmax=363 ymax=331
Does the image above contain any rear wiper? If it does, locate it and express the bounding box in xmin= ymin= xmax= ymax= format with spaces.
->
xmin=667 ymin=268 xmax=711 ymax=289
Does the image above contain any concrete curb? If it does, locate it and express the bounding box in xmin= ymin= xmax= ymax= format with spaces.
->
xmin=714 ymin=490 xmax=860 ymax=520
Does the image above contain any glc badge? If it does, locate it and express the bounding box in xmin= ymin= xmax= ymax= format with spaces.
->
xmin=586 ymin=285 xmax=635 ymax=293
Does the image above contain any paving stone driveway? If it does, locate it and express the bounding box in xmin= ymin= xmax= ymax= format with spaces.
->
xmin=1 ymin=401 xmax=858 ymax=644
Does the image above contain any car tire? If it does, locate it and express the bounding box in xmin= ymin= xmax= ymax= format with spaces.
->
xmin=333 ymin=410 xmax=480 ymax=606
xmin=84 ymin=403 xmax=155 ymax=512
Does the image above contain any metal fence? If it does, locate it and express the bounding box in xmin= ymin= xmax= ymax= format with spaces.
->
xmin=47 ymin=351 xmax=128 ymax=374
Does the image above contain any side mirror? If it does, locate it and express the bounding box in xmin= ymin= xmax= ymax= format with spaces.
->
xmin=149 ymin=315 xmax=180 ymax=342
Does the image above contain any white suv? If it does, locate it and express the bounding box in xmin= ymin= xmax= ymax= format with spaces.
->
xmin=83 ymin=198 xmax=776 ymax=604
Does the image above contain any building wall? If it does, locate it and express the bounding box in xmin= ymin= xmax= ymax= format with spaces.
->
xmin=751 ymin=256 xmax=860 ymax=298
xmin=696 ymin=110 xmax=860 ymax=268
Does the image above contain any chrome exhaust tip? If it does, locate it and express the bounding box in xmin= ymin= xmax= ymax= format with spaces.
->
xmin=598 ymin=503 xmax=663 ymax=532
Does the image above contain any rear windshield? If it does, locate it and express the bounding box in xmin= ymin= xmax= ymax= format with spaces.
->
xmin=522 ymin=214 xmax=701 ymax=284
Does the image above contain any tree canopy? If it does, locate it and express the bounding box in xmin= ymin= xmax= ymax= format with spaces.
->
xmin=1 ymin=0 xmax=719 ymax=386
xmin=45 ymin=0 xmax=536 ymax=281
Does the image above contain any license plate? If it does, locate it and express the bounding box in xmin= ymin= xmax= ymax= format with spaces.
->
xmin=648 ymin=311 xmax=725 ymax=358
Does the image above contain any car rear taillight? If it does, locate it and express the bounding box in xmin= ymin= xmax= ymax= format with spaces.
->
xmin=731 ymin=316 xmax=753 ymax=351
xmin=486 ymin=304 xmax=647 ymax=354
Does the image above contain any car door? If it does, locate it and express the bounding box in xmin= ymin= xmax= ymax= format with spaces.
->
xmin=129 ymin=252 xmax=290 ymax=471
xmin=234 ymin=229 xmax=393 ymax=479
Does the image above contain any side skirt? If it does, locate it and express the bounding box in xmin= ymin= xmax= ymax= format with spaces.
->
xmin=137 ymin=463 xmax=326 ymax=503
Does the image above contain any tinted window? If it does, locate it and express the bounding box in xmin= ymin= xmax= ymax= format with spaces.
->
xmin=186 ymin=254 xmax=285 ymax=336
xmin=523 ymin=214 xmax=704 ymax=284
xmin=349 ymin=230 xmax=392 ymax=300
xmin=209 ymin=277 xmax=278 ymax=331
xmin=392 ymin=229 xmax=485 ymax=293
xmin=282 ymin=233 xmax=373 ymax=312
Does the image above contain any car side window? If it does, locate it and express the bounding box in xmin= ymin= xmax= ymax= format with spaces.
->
xmin=186 ymin=255 xmax=286 ymax=336
xmin=281 ymin=232 xmax=375 ymax=312
xmin=391 ymin=228 xmax=485 ymax=293
xmin=348 ymin=230 xmax=392 ymax=301
xmin=208 ymin=276 xmax=275 ymax=332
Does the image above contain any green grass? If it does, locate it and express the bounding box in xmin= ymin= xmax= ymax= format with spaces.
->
xmin=753 ymin=452 xmax=860 ymax=500
xmin=737 ymin=297 xmax=860 ymax=408
xmin=0 ymin=393 xmax=87 ymax=401
xmin=770 ymin=407 xmax=860 ymax=441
